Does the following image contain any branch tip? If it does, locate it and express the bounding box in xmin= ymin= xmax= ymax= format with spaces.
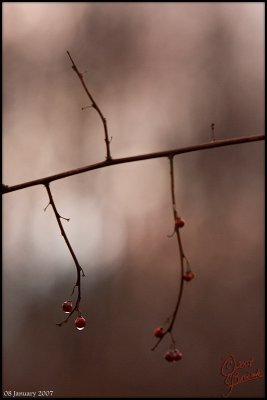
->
xmin=68 ymin=52 xmax=113 ymax=162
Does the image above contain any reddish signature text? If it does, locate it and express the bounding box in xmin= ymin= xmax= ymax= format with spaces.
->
xmin=220 ymin=354 xmax=263 ymax=396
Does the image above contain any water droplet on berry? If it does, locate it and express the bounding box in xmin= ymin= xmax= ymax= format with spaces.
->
xmin=75 ymin=316 xmax=86 ymax=330
xmin=76 ymin=326 xmax=85 ymax=331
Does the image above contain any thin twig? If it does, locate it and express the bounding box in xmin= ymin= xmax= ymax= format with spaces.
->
xmin=151 ymin=156 xmax=187 ymax=351
xmin=66 ymin=50 xmax=112 ymax=161
xmin=44 ymin=183 xmax=85 ymax=326
xmin=43 ymin=202 xmax=51 ymax=212
xmin=168 ymin=156 xmax=187 ymax=329
xmin=2 ymin=134 xmax=264 ymax=195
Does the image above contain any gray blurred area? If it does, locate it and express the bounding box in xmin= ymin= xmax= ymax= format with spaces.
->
xmin=3 ymin=3 xmax=264 ymax=398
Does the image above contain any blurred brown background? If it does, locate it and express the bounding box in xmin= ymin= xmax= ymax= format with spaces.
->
xmin=3 ymin=2 xmax=264 ymax=398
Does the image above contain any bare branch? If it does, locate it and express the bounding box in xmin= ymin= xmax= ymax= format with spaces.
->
xmin=66 ymin=50 xmax=112 ymax=161
xmin=2 ymin=134 xmax=264 ymax=195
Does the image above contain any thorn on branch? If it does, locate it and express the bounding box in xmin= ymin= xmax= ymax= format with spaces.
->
xmin=81 ymin=105 xmax=93 ymax=111
xmin=167 ymin=229 xmax=176 ymax=238
xmin=184 ymin=256 xmax=190 ymax=269
xmin=59 ymin=214 xmax=70 ymax=222
xmin=211 ymin=123 xmax=215 ymax=141
xmin=71 ymin=284 xmax=77 ymax=296
xmin=43 ymin=202 xmax=51 ymax=212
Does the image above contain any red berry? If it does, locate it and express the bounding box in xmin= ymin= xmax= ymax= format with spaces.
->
xmin=165 ymin=350 xmax=175 ymax=362
xmin=75 ymin=316 xmax=86 ymax=330
xmin=153 ymin=327 xmax=165 ymax=338
xmin=173 ymin=349 xmax=183 ymax=361
xmin=175 ymin=217 xmax=185 ymax=229
xmin=62 ymin=300 xmax=73 ymax=314
xmin=183 ymin=271 xmax=195 ymax=282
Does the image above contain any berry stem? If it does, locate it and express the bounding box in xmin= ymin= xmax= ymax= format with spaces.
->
xmin=151 ymin=156 xmax=188 ymax=351
xmin=168 ymin=156 xmax=185 ymax=331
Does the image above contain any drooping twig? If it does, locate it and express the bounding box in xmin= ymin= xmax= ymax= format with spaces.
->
xmin=2 ymin=134 xmax=264 ymax=195
xmin=66 ymin=50 xmax=112 ymax=161
xmin=44 ymin=183 xmax=85 ymax=326
xmin=151 ymin=156 xmax=187 ymax=351
xmin=167 ymin=156 xmax=187 ymax=328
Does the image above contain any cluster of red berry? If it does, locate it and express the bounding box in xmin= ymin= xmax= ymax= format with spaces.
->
xmin=62 ymin=300 xmax=86 ymax=330
xmin=165 ymin=349 xmax=183 ymax=362
xmin=153 ymin=328 xmax=183 ymax=362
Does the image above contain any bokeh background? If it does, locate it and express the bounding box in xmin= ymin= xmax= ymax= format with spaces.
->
xmin=3 ymin=2 xmax=264 ymax=398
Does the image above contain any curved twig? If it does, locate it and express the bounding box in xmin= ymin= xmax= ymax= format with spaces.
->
xmin=151 ymin=156 xmax=188 ymax=351
xmin=44 ymin=183 xmax=85 ymax=326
